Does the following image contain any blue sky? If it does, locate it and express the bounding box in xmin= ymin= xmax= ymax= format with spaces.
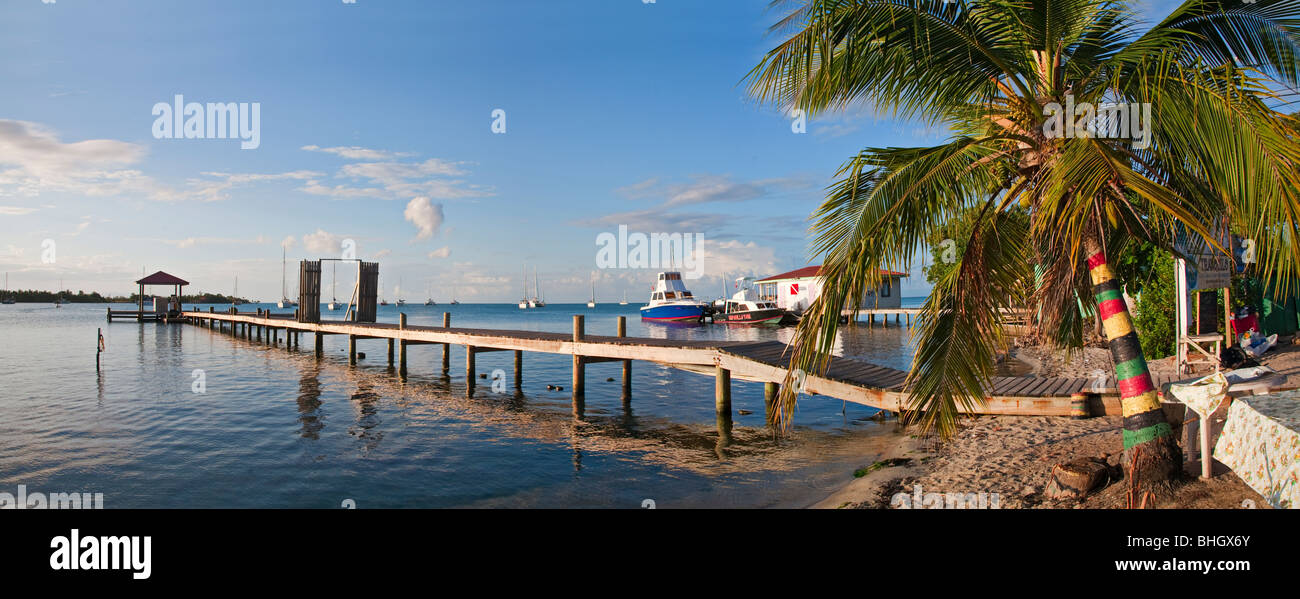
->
xmin=0 ymin=0 xmax=1180 ymax=302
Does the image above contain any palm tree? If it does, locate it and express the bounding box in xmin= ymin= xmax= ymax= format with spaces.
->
xmin=747 ymin=0 xmax=1300 ymax=488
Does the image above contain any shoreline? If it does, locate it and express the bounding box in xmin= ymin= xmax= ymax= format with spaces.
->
xmin=812 ymin=340 xmax=1300 ymax=509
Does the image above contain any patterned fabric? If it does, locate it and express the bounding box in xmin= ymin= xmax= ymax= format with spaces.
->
xmin=1167 ymin=372 xmax=1229 ymax=418
xmin=1214 ymin=391 xmax=1300 ymax=509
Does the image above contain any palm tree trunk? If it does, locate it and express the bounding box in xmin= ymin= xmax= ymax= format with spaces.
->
xmin=1084 ymin=237 xmax=1183 ymax=488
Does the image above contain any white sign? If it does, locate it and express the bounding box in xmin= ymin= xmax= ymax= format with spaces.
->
xmin=1175 ymin=223 xmax=1232 ymax=291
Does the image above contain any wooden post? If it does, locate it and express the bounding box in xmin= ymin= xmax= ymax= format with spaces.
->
xmin=618 ymin=316 xmax=631 ymax=399
xmin=1224 ymin=286 xmax=1233 ymax=349
xmin=348 ymin=335 xmax=357 ymax=366
xmin=716 ymin=366 xmax=733 ymax=445
xmin=466 ymin=346 xmax=476 ymax=393
xmin=764 ymin=382 xmax=779 ymax=420
xmin=572 ymin=315 xmax=585 ymax=397
xmin=441 ymin=312 xmax=451 ymax=375
xmin=315 ymin=332 xmax=323 ymax=359
xmin=398 ymin=313 xmax=407 ymax=376
xmin=513 ymin=350 xmax=522 ymax=388
xmin=716 ymin=366 xmax=732 ymax=415
xmin=388 ymin=339 xmax=395 ymax=367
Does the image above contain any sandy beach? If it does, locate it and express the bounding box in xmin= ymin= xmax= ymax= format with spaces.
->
xmin=813 ymin=339 xmax=1300 ymax=509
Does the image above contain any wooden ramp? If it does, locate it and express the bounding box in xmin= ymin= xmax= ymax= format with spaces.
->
xmin=715 ymin=341 xmax=1123 ymax=416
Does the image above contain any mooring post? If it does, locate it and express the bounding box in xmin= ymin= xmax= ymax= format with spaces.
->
xmin=441 ymin=312 xmax=451 ymax=375
xmin=572 ymin=315 xmax=585 ymax=398
xmin=716 ymin=365 xmax=733 ymax=444
xmin=617 ymin=316 xmax=631 ymax=400
xmin=513 ymin=350 xmax=522 ymax=388
xmin=348 ymin=335 xmax=357 ymax=366
xmin=764 ymin=381 xmax=779 ymax=421
xmin=96 ymin=328 xmax=103 ymax=372
xmin=466 ymin=345 xmax=476 ymax=394
xmin=314 ymin=332 xmax=323 ymax=359
xmin=388 ymin=339 xmax=395 ymax=367
xmin=398 ymin=312 xmax=407 ymax=376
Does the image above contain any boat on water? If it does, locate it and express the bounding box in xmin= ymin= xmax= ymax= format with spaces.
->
xmin=531 ymin=266 xmax=545 ymax=307
xmin=2 ymin=273 xmax=14 ymax=304
xmin=714 ymin=277 xmax=785 ymax=324
xmin=619 ymin=290 xmax=627 ymax=306
xmin=327 ymin=262 xmax=340 ymax=311
xmin=518 ymin=266 xmax=530 ymax=309
xmin=586 ymin=276 xmax=596 ymax=308
xmin=450 ymin=286 xmax=460 ymax=305
xmin=277 ymin=247 xmax=297 ymax=309
xmin=639 ymin=271 xmax=708 ymax=322
xmin=424 ymin=281 xmax=436 ymax=305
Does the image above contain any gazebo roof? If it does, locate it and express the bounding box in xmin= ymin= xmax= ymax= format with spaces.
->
xmin=136 ymin=271 xmax=189 ymax=286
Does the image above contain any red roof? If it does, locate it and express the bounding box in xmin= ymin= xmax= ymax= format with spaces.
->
xmin=136 ymin=271 xmax=189 ymax=286
xmin=755 ymin=265 xmax=907 ymax=283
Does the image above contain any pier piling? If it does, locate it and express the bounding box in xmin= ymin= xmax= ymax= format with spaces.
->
xmin=764 ymin=382 xmax=778 ymax=421
xmin=398 ymin=313 xmax=408 ymax=376
xmin=348 ymin=335 xmax=357 ymax=365
xmin=466 ymin=346 xmax=476 ymax=395
xmin=572 ymin=315 xmax=585 ymax=398
xmin=618 ymin=316 xmax=631 ymax=400
xmin=315 ymin=332 xmax=323 ymax=358
xmin=441 ymin=312 xmax=451 ymax=375
xmin=513 ymin=350 xmax=522 ymax=388
xmin=715 ymin=366 xmax=733 ymax=445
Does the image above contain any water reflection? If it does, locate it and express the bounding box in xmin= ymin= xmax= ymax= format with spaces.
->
xmin=296 ymin=367 xmax=324 ymax=440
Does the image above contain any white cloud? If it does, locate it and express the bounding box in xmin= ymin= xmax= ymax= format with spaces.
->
xmin=428 ymin=246 xmax=451 ymax=259
xmin=301 ymin=145 xmax=413 ymax=161
xmin=299 ymin=151 xmax=489 ymax=201
xmin=404 ymin=197 xmax=444 ymax=240
xmin=0 ymin=206 xmax=37 ymax=215
xmin=280 ymin=235 xmax=297 ymax=250
xmin=302 ymin=229 xmax=343 ymax=254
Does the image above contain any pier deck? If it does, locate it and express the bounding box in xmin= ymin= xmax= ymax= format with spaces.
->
xmin=176 ymin=308 xmax=1128 ymax=419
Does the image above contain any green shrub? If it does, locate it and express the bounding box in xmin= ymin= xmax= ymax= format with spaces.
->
xmin=1133 ymin=251 xmax=1176 ymax=359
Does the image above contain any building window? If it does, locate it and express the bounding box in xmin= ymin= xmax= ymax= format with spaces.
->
xmin=880 ymin=279 xmax=891 ymax=297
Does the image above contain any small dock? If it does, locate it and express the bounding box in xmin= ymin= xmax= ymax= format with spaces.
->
xmin=177 ymin=308 xmax=1125 ymax=422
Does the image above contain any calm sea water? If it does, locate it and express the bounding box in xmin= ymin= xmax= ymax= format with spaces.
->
xmin=0 ymin=299 xmax=924 ymax=508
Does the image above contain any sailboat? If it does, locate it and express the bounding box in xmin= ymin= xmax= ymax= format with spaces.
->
xmin=231 ymin=277 xmax=238 ymax=309
xmin=425 ymin=282 xmax=436 ymax=306
xmin=395 ymin=277 xmax=406 ymax=306
xmin=619 ymin=290 xmax=628 ymax=306
xmin=327 ymin=262 xmax=340 ymax=311
xmin=531 ymin=266 xmax=545 ymax=308
xmin=450 ymin=286 xmax=460 ymax=305
xmin=587 ymin=276 xmax=596 ymax=308
xmin=54 ymin=278 xmax=64 ymax=308
xmin=2 ymin=273 xmax=14 ymax=304
xmin=277 ymin=247 xmax=297 ymax=308
xmin=518 ymin=266 xmax=529 ymax=309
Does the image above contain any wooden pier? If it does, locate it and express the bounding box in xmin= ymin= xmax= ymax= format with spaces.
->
xmin=175 ymin=308 xmax=1126 ymax=421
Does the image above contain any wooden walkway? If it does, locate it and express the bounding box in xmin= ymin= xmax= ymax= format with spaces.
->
xmin=167 ymin=308 xmax=1131 ymax=420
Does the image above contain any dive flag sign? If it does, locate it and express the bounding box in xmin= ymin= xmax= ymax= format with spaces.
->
xmin=789 ymin=283 xmax=800 ymax=296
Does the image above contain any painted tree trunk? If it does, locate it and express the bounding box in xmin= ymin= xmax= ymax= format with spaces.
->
xmin=1084 ymin=240 xmax=1183 ymax=487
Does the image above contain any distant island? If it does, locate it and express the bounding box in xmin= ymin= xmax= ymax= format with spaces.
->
xmin=2 ymin=289 xmax=253 ymax=304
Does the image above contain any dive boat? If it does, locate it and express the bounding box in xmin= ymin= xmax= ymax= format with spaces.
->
xmin=715 ymin=277 xmax=785 ymax=324
xmin=639 ymin=271 xmax=707 ymax=322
